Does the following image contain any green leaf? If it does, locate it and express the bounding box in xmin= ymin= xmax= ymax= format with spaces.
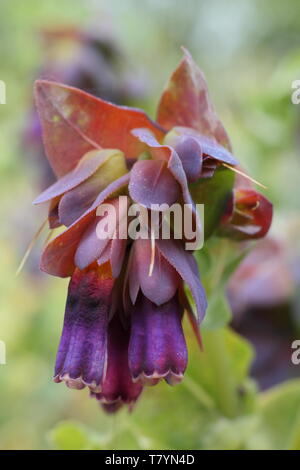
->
xmin=49 ymin=420 xmax=96 ymax=450
xmin=225 ymin=328 xmax=254 ymax=384
xmin=186 ymin=327 xmax=255 ymax=418
xmin=190 ymin=166 xmax=234 ymax=239
xmin=246 ymin=380 xmax=300 ymax=450
xmin=201 ymin=415 xmax=259 ymax=450
xmin=201 ymin=291 xmax=232 ymax=330
xmin=195 ymin=237 xmax=249 ymax=329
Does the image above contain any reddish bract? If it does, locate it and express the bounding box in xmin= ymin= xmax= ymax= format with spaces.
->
xmin=35 ymin=80 xmax=165 ymax=177
xmin=220 ymin=188 xmax=273 ymax=240
xmin=156 ymin=48 xmax=232 ymax=150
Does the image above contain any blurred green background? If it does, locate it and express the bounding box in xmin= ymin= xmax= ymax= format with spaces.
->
xmin=1 ymin=0 xmax=300 ymax=450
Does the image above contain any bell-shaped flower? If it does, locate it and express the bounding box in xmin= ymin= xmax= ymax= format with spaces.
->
xmin=54 ymin=266 xmax=113 ymax=392
xmin=128 ymin=293 xmax=188 ymax=386
xmin=91 ymin=314 xmax=143 ymax=411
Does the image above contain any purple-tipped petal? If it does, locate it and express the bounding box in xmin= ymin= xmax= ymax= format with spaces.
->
xmin=74 ymin=218 xmax=111 ymax=271
xmin=90 ymin=173 xmax=130 ymax=210
xmin=48 ymin=197 xmax=61 ymax=228
xmin=58 ymin=179 xmax=100 ymax=227
xmin=128 ymin=239 xmax=180 ymax=306
xmin=91 ymin=314 xmax=143 ymax=410
xmin=127 ymin=246 xmax=140 ymax=306
xmin=174 ymin=136 xmax=203 ymax=182
xmin=167 ymin=149 xmax=203 ymax=249
xmin=166 ymin=127 xmax=237 ymax=166
xmin=74 ymin=198 xmax=119 ymax=270
xmin=41 ymin=174 xmax=130 ymax=278
xmin=96 ymin=241 xmax=111 ymax=267
xmin=129 ymin=294 xmax=187 ymax=385
xmin=109 ymin=236 xmax=128 ymax=278
xmin=166 ymin=145 xmax=193 ymax=205
xmin=131 ymin=127 xmax=168 ymax=161
xmin=129 ymin=159 xmax=180 ymax=209
xmin=40 ymin=211 xmax=95 ymax=278
xmin=106 ymin=196 xmax=129 ymax=278
xmin=131 ymin=128 xmax=202 ymax=242
xmin=156 ymin=239 xmax=207 ymax=322
xmin=96 ymin=230 xmax=127 ymax=278
xmin=58 ymin=152 xmax=127 ymax=226
xmin=33 ymin=149 xmax=118 ymax=205
xmin=198 ymin=134 xmax=237 ymax=165
xmin=54 ymin=268 xmax=114 ymax=391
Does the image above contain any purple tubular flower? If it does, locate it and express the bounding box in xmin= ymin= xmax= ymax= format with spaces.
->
xmin=91 ymin=314 xmax=143 ymax=411
xmin=128 ymin=293 xmax=188 ymax=386
xmin=54 ymin=267 xmax=114 ymax=392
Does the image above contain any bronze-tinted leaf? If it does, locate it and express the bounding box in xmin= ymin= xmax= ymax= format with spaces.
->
xmin=156 ymin=49 xmax=232 ymax=150
xmin=35 ymin=80 xmax=165 ymax=177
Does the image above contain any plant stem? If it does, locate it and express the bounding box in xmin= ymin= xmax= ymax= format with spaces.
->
xmin=203 ymin=329 xmax=239 ymax=419
xmin=183 ymin=375 xmax=216 ymax=411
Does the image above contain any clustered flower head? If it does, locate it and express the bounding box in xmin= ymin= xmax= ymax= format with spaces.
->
xmin=33 ymin=49 xmax=272 ymax=412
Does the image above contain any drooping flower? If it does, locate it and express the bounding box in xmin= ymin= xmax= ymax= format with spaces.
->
xmin=91 ymin=314 xmax=143 ymax=411
xmin=54 ymin=265 xmax=112 ymax=391
xmin=128 ymin=293 xmax=188 ymax=386
xmin=32 ymin=49 xmax=272 ymax=412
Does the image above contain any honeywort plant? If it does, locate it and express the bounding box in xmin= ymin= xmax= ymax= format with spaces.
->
xmin=33 ymin=49 xmax=272 ymax=413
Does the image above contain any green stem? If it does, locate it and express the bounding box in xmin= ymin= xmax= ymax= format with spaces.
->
xmin=203 ymin=329 xmax=239 ymax=419
xmin=183 ymin=375 xmax=216 ymax=410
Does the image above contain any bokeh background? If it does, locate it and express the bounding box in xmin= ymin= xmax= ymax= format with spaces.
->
xmin=1 ymin=0 xmax=300 ymax=450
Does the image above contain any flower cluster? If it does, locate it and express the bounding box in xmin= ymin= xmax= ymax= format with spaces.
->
xmin=33 ymin=49 xmax=272 ymax=412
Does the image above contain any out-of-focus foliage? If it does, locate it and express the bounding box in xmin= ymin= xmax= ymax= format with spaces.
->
xmin=1 ymin=0 xmax=300 ymax=450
